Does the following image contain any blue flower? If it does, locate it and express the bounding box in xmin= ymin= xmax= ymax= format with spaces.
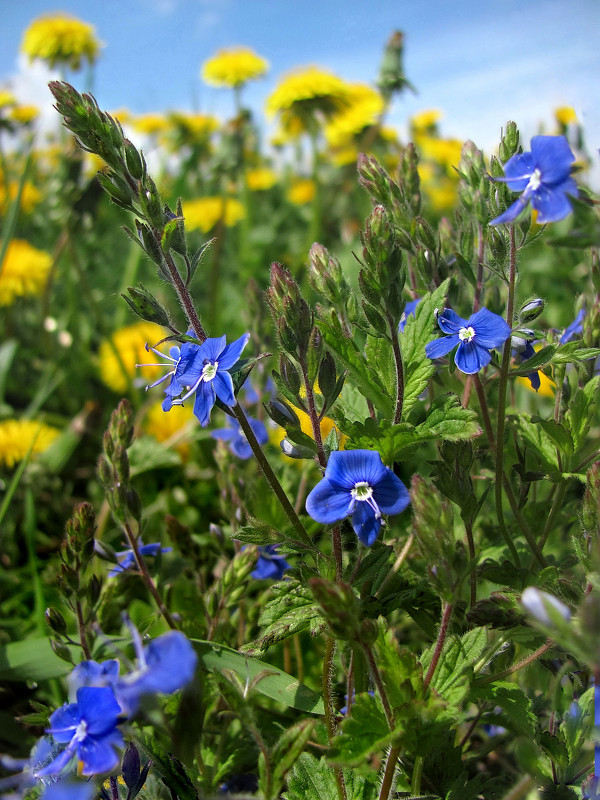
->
xmin=41 ymin=780 xmax=95 ymax=800
xmin=398 ymin=298 xmax=421 ymax=332
xmin=138 ymin=330 xmax=201 ymax=403
xmin=305 ymin=450 xmax=410 ymax=546
xmin=109 ymin=541 xmax=171 ymax=577
xmin=425 ymin=307 xmax=511 ymax=375
xmin=251 ymin=545 xmax=290 ymax=580
xmin=34 ymin=687 xmax=124 ymax=778
xmin=490 ymin=135 xmax=577 ymax=226
xmin=512 ymin=337 xmax=540 ymax=391
xmin=560 ymin=308 xmax=585 ymax=344
xmin=67 ymin=630 xmax=198 ymax=716
xmin=164 ymin=334 xmax=250 ymax=427
xmin=211 ymin=416 xmax=268 ymax=459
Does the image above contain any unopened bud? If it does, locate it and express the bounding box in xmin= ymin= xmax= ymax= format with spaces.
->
xmin=519 ymin=298 xmax=545 ymax=323
xmin=521 ymin=587 xmax=571 ymax=626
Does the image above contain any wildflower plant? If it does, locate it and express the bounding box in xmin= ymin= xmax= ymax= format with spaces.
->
xmin=3 ymin=29 xmax=600 ymax=800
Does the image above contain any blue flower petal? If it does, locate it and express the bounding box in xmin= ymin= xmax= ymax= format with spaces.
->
xmin=532 ymin=182 xmax=577 ymax=223
xmin=455 ymin=341 xmax=492 ymax=374
xmin=489 ymin=194 xmax=530 ymax=226
xmin=46 ymin=704 xmax=80 ymax=742
xmin=199 ymin=335 xmax=227 ymax=362
xmin=351 ymin=502 xmax=381 ymax=546
xmin=436 ymin=308 xmax=468 ymax=334
xmin=193 ymin=381 xmax=216 ymax=427
xmin=211 ymin=427 xmax=239 ymax=443
xmin=425 ymin=334 xmax=459 ymax=360
xmin=76 ymin=687 xmax=122 ymax=736
xmin=35 ymin=741 xmax=78 ymax=777
xmin=212 ymin=370 xmax=236 ymax=407
xmin=530 ymin=135 xmax=575 ymax=183
xmin=501 ymin=151 xmax=536 ymax=190
xmin=326 ymin=450 xmax=388 ymax=490
xmin=218 ymin=333 xmax=250 ymax=370
xmin=467 ymin=308 xmax=511 ymax=349
xmin=560 ymin=309 xmax=586 ymax=343
xmin=372 ymin=470 xmax=410 ymax=515
xmin=77 ymin=729 xmax=123 ymax=776
xmin=305 ymin=477 xmax=354 ymax=524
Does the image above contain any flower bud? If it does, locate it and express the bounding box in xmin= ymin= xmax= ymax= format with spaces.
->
xmin=123 ymin=285 xmax=172 ymax=327
xmin=46 ymin=607 xmax=68 ymax=635
xmin=519 ymin=298 xmax=545 ymax=323
xmin=280 ymin=438 xmax=315 ymax=460
xmin=521 ymin=587 xmax=571 ymax=626
xmin=266 ymin=399 xmax=301 ymax=429
xmin=123 ymin=138 xmax=145 ymax=181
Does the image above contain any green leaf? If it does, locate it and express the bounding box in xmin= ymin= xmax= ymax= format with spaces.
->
xmin=530 ymin=416 xmax=574 ymax=456
xmin=327 ymin=692 xmax=395 ymax=767
xmin=242 ymin=581 xmax=325 ymax=655
xmin=375 ymin=627 xmax=424 ymax=710
xmin=348 ymin=543 xmax=393 ymax=588
xmin=135 ymin=736 xmax=198 ymax=800
xmin=561 ymin=686 xmax=593 ymax=762
xmin=566 ymin=376 xmax=600 ymax=453
xmin=268 ymin=719 xmax=315 ymax=799
xmin=0 ymin=338 xmax=17 ymax=405
xmin=284 ymin=753 xmax=378 ymax=800
xmin=319 ymin=311 xmax=393 ymax=418
xmin=192 ymin=639 xmax=324 ymax=714
xmin=552 ymin=342 xmax=600 ymax=365
xmin=400 ymin=278 xmax=450 ymax=418
xmin=364 ymin=335 xmax=396 ymax=401
xmin=128 ymin=435 xmax=183 ymax=475
xmin=421 ymin=628 xmax=488 ymax=710
xmin=345 ymin=395 xmax=480 ymax=464
xmin=0 ymin=638 xmax=76 ymax=682
xmin=470 ymin=681 xmax=537 ymax=738
xmin=514 ymin=415 xmax=560 ymax=475
xmin=233 ymin=516 xmax=313 ymax=551
xmin=510 ymin=344 xmax=556 ymax=374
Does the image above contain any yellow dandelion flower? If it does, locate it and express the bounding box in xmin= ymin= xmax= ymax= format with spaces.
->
xmin=287 ymin=178 xmax=316 ymax=205
xmin=418 ymin=136 xmax=463 ymax=171
xmin=9 ymin=105 xmax=39 ymax=125
xmin=266 ymin=66 xmax=351 ymax=128
xmin=0 ymin=181 xmax=42 ymax=215
xmin=132 ymin=113 xmax=170 ymax=136
xmin=0 ymin=419 xmax=60 ymax=469
xmin=0 ymin=91 xmax=16 ymax=109
xmin=325 ymin=83 xmax=384 ymax=147
xmin=99 ymin=322 xmax=166 ymax=394
xmin=0 ymin=239 xmax=52 ymax=306
xmin=294 ymin=406 xmax=347 ymax=449
xmin=410 ymin=109 xmax=442 ymax=131
xmin=555 ymin=106 xmax=578 ymax=126
xmin=21 ymin=13 xmax=101 ymax=70
xmin=182 ymin=197 xmax=245 ymax=233
xmin=145 ymin=401 xmax=196 ymax=459
xmin=246 ymin=167 xmax=278 ymax=191
xmin=109 ymin=108 xmax=132 ymax=125
xmin=202 ymin=47 xmax=269 ymax=88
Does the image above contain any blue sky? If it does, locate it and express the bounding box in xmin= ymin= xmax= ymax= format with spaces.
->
xmin=1 ymin=0 xmax=599 ymax=168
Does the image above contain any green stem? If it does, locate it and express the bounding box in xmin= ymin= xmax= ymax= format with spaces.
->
xmin=494 ymin=227 xmax=521 ymax=567
xmin=473 ymin=373 xmax=495 ymax=446
xmin=424 ymin=601 xmax=453 ymax=691
xmin=378 ymin=747 xmax=400 ymax=800
xmin=323 ymin=637 xmax=348 ymax=800
xmin=537 ymin=481 xmax=568 ymax=554
xmin=389 ymin=315 xmax=405 ymax=424
xmin=363 ymin=644 xmax=394 ymax=729
xmin=411 ymin=756 xmax=424 ymax=795
xmin=474 ymin=639 xmax=552 ymax=686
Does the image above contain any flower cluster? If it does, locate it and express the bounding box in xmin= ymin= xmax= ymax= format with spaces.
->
xmin=21 ymin=13 xmax=101 ymax=70
xmin=35 ymin=630 xmax=197 ymax=778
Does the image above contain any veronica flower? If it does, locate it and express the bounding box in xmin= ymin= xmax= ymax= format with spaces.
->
xmin=306 ymin=450 xmax=410 ymax=546
xmin=68 ymin=629 xmax=198 ymax=716
xmin=560 ymin=308 xmax=585 ymax=344
xmin=108 ymin=540 xmax=171 ymax=577
xmin=398 ymin=298 xmax=421 ymax=332
xmin=425 ymin=307 xmax=511 ymax=375
xmin=137 ymin=330 xmax=201 ymax=408
xmin=490 ymin=135 xmax=577 ymax=226
xmin=211 ymin=416 xmax=268 ymax=459
xmin=163 ymin=334 xmax=250 ymax=427
xmin=34 ymin=687 xmax=123 ymax=777
xmin=251 ymin=545 xmax=290 ymax=580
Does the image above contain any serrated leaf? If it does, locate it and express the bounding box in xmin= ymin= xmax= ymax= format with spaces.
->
xmin=470 ymin=681 xmax=537 ymax=738
xmin=375 ymin=627 xmax=424 ymax=710
xmin=284 ymin=753 xmax=378 ymax=800
xmin=241 ymin=582 xmax=325 ymax=656
xmin=552 ymin=342 xmax=600 ymax=364
xmin=421 ymin=628 xmax=488 ymax=710
xmin=327 ymin=692 xmax=395 ymax=767
xmin=400 ymin=278 xmax=451 ymax=418
xmin=364 ymin=336 xmax=396 ymax=400
xmin=192 ymin=638 xmax=324 ymax=714
xmin=135 ymin=737 xmax=198 ymax=800
xmin=530 ymin=416 xmax=574 ymax=456
xmin=319 ymin=312 xmax=393 ymax=417
xmin=234 ymin=516 xmax=312 ymax=551
xmin=510 ymin=344 xmax=556 ymax=374
xmin=514 ymin=415 xmax=560 ymax=475
xmin=269 ymin=719 xmax=315 ymax=799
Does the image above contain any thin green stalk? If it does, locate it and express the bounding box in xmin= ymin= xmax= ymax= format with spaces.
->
xmin=494 ymin=227 xmax=521 ymax=567
xmin=323 ymin=637 xmax=348 ymax=800
xmin=389 ymin=315 xmax=405 ymax=424
xmin=537 ymin=481 xmax=568 ymax=554
xmin=363 ymin=643 xmax=394 ymax=729
xmin=474 ymin=639 xmax=552 ymax=686
xmin=424 ymin=602 xmax=453 ymax=691
xmin=411 ymin=756 xmax=424 ymax=796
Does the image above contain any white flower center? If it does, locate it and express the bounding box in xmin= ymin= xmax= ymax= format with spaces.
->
xmin=352 ymin=481 xmax=373 ymax=501
xmin=528 ymin=168 xmax=542 ymax=191
xmin=202 ymin=361 xmax=218 ymax=381
xmin=458 ymin=326 xmax=475 ymax=342
xmin=74 ymin=719 xmax=88 ymax=742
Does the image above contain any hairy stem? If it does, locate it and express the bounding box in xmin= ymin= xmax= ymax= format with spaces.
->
xmin=389 ymin=315 xmax=405 ymax=424
xmin=424 ymin=602 xmax=453 ymax=691
xmin=363 ymin=644 xmax=394 ymax=729
xmin=378 ymin=747 xmax=400 ymax=800
xmin=474 ymin=639 xmax=552 ymax=686
xmin=323 ymin=637 xmax=348 ymax=800
xmin=123 ymin=520 xmax=177 ymax=629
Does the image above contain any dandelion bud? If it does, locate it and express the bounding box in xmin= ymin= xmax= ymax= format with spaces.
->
xmin=519 ymin=298 xmax=545 ymax=323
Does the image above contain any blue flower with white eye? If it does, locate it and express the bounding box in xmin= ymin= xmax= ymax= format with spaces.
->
xmin=211 ymin=416 xmax=268 ymax=460
xmin=490 ymin=135 xmax=577 ymax=226
xmin=398 ymin=298 xmax=421 ymax=332
xmin=165 ymin=334 xmax=250 ymax=427
xmin=306 ymin=450 xmax=410 ymax=546
xmin=108 ymin=540 xmax=171 ymax=577
xmin=251 ymin=545 xmax=290 ymax=580
xmin=34 ymin=687 xmax=124 ymax=778
xmin=138 ymin=329 xmax=201 ymax=405
xmin=425 ymin=307 xmax=511 ymax=375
